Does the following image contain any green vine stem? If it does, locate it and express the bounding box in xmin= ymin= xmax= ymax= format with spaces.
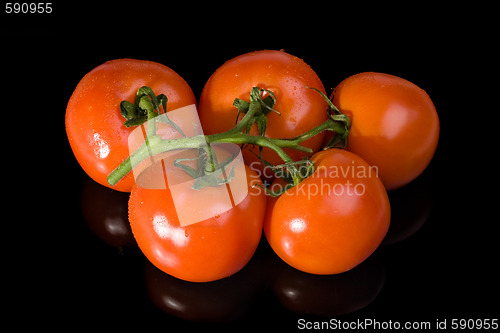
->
xmin=106 ymin=86 xmax=350 ymax=189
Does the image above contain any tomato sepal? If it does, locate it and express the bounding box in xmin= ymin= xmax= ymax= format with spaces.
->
xmin=305 ymin=86 xmax=351 ymax=149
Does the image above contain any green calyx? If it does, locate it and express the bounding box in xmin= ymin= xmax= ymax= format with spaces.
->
xmin=120 ymin=86 xmax=166 ymax=127
xmin=107 ymin=85 xmax=351 ymax=193
xmin=120 ymin=86 xmax=186 ymax=137
xmin=233 ymin=87 xmax=279 ymax=136
xmin=306 ymin=86 xmax=351 ymax=149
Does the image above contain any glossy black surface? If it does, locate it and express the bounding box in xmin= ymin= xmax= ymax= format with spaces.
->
xmin=3 ymin=5 xmax=498 ymax=331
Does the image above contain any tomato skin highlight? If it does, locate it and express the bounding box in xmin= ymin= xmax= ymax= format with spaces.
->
xmin=198 ymin=50 xmax=328 ymax=174
xmin=331 ymin=72 xmax=440 ymax=190
xmin=65 ymin=59 xmax=196 ymax=192
xmin=264 ymin=149 xmax=390 ymax=275
xmin=128 ymin=166 xmax=266 ymax=282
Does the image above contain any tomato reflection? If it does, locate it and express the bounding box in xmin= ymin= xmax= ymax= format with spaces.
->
xmin=383 ymin=175 xmax=431 ymax=245
xmin=144 ymin=247 xmax=266 ymax=322
xmin=269 ymin=249 xmax=385 ymax=316
xmin=80 ymin=176 xmax=135 ymax=248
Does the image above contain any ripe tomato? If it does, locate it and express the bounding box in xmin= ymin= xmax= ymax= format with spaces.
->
xmin=264 ymin=149 xmax=390 ymax=275
xmin=66 ymin=59 xmax=196 ymax=192
xmin=128 ymin=165 xmax=266 ymax=282
xmin=330 ymin=72 xmax=439 ymax=190
xmin=198 ymin=50 xmax=328 ymax=177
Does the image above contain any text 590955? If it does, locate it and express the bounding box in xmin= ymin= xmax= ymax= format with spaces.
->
xmin=5 ymin=3 xmax=52 ymax=14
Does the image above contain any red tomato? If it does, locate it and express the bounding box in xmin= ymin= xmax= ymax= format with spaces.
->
xmin=66 ymin=59 xmax=196 ymax=192
xmin=128 ymin=165 xmax=266 ymax=282
xmin=198 ymin=50 xmax=328 ymax=177
xmin=330 ymin=72 xmax=439 ymax=190
xmin=264 ymin=149 xmax=390 ymax=275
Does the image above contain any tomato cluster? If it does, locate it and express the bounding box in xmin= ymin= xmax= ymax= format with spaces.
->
xmin=66 ymin=50 xmax=439 ymax=282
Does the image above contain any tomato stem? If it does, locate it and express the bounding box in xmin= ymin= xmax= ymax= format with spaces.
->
xmin=106 ymin=86 xmax=350 ymax=187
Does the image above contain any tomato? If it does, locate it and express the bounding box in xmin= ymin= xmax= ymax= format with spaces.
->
xmin=330 ymin=72 xmax=439 ymax=190
xmin=66 ymin=59 xmax=196 ymax=192
xmin=198 ymin=50 xmax=328 ymax=177
xmin=263 ymin=149 xmax=390 ymax=275
xmin=128 ymin=165 xmax=266 ymax=282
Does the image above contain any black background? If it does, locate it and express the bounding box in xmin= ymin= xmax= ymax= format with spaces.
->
xmin=2 ymin=2 xmax=498 ymax=331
